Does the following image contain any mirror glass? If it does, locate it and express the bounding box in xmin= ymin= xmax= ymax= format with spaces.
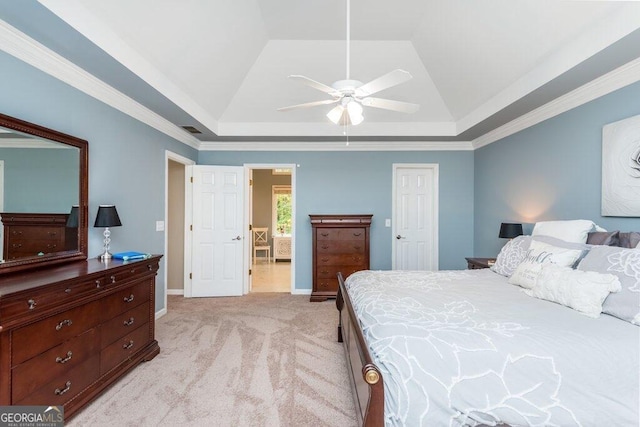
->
xmin=0 ymin=113 xmax=87 ymax=275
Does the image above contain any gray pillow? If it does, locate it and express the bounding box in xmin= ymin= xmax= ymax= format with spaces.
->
xmin=587 ymin=231 xmax=620 ymax=246
xmin=618 ymin=232 xmax=640 ymax=249
xmin=577 ymin=245 xmax=640 ymax=325
xmin=491 ymin=235 xmax=531 ymax=277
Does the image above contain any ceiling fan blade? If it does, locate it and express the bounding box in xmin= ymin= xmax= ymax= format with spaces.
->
xmin=288 ymin=75 xmax=338 ymax=95
xmin=361 ymin=97 xmax=420 ymax=114
xmin=277 ymin=99 xmax=339 ymax=112
xmin=355 ymin=69 xmax=413 ymax=97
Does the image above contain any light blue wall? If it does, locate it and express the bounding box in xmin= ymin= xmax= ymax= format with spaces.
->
xmin=474 ymin=80 xmax=640 ymax=257
xmin=199 ymin=150 xmax=475 ymax=291
xmin=1 ymin=147 xmax=78 ymax=212
xmin=0 ymin=51 xmax=198 ymax=312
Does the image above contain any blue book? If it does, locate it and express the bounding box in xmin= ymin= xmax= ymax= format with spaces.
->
xmin=112 ymin=251 xmax=150 ymax=261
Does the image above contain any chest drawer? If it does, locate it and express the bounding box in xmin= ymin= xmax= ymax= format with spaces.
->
xmin=317 ymin=265 xmax=364 ymax=279
xmin=15 ymin=355 xmax=100 ymax=407
xmin=1 ymin=277 xmax=104 ymax=322
xmin=104 ymin=262 xmax=158 ymax=287
xmin=100 ymin=324 xmax=151 ymax=375
xmin=12 ymin=300 xmax=101 ymax=365
xmin=316 ymin=240 xmax=366 ymax=254
xmin=316 ymin=254 xmax=367 ymax=267
xmin=12 ymin=328 xmax=99 ymax=402
xmin=100 ymin=280 xmax=150 ymax=322
xmin=100 ymin=301 xmax=150 ymax=348
xmin=316 ymin=228 xmax=366 ymax=241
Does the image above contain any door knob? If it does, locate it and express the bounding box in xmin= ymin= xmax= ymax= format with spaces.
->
xmin=232 ymin=236 xmax=242 ymax=241
xmin=396 ymin=235 xmax=405 ymax=240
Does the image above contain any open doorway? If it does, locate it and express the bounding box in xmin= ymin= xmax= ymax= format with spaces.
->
xmin=248 ymin=166 xmax=294 ymax=293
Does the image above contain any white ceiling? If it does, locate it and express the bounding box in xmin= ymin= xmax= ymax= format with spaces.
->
xmin=18 ymin=1 xmax=640 ymax=141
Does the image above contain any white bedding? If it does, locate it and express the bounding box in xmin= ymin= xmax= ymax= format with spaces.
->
xmin=344 ymin=269 xmax=640 ymax=426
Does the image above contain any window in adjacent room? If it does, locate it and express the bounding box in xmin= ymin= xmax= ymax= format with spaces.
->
xmin=272 ymin=185 xmax=291 ymax=235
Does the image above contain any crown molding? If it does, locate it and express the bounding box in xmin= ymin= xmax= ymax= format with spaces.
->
xmin=199 ymin=140 xmax=472 ymax=151
xmin=472 ymin=57 xmax=640 ymax=150
xmin=0 ymin=19 xmax=201 ymax=149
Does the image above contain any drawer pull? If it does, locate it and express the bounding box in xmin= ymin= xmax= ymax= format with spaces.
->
xmin=27 ymin=299 xmax=37 ymax=310
xmin=55 ymin=319 xmax=73 ymax=331
xmin=55 ymin=351 xmax=73 ymax=364
xmin=321 ymin=245 xmax=329 ymax=249
xmin=321 ymin=258 xmax=329 ymax=262
xmin=54 ymin=381 xmax=72 ymax=396
xmin=123 ymin=294 xmax=135 ymax=303
xmin=111 ymin=275 xmax=117 ymax=284
xmin=148 ymin=264 xmax=153 ymax=271
xmin=64 ymin=288 xmax=72 ymax=294
xmin=353 ymin=245 xmax=361 ymax=250
xmin=353 ymin=232 xmax=362 ymax=236
xmin=320 ymin=232 xmax=329 ymax=237
xmin=123 ymin=317 xmax=135 ymax=327
xmin=123 ymin=340 xmax=134 ymax=350
xmin=321 ymin=270 xmax=329 ymax=275
xmin=95 ymin=279 xmax=102 ymax=288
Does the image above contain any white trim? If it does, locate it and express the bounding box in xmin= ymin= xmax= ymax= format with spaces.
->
xmin=472 ymin=56 xmax=640 ymax=149
xmin=164 ymin=150 xmax=195 ymax=308
xmin=0 ymin=19 xmax=201 ymax=149
xmin=244 ymin=163 xmax=297 ymax=295
xmin=167 ymin=289 xmax=184 ymax=296
xmin=201 ymin=140 xmax=473 ymax=151
xmin=155 ymin=308 xmax=167 ymax=320
xmin=291 ymin=288 xmax=312 ymax=295
xmin=391 ymin=163 xmax=439 ymax=271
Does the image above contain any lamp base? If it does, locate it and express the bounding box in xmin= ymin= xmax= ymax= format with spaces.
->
xmin=99 ymin=251 xmax=112 ymax=261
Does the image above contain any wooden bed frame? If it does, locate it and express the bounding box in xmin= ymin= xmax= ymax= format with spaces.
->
xmin=336 ymin=272 xmax=384 ymax=426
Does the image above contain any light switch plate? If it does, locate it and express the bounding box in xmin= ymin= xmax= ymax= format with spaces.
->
xmin=385 ymin=219 xmax=391 ymax=227
xmin=156 ymin=221 xmax=165 ymax=231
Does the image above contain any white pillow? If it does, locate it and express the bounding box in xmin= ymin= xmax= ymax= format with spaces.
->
xmin=508 ymin=240 xmax=587 ymax=289
xmin=531 ymin=220 xmax=603 ymax=244
xmin=524 ymin=264 xmax=621 ymax=318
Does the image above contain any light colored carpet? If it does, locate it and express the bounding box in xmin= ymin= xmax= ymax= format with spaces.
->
xmin=68 ymin=294 xmax=358 ymax=427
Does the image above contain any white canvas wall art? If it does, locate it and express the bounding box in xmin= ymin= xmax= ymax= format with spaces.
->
xmin=602 ymin=114 xmax=640 ymax=216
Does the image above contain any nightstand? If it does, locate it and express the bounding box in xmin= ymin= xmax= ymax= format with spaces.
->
xmin=465 ymin=257 xmax=496 ymax=270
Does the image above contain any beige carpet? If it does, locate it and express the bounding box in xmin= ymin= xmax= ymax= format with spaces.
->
xmin=68 ymin=294 xmax=358 ymax=427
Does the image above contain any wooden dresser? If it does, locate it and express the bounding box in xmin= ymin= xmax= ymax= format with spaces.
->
xmin=1 ymin=213 xmax=77 ymax=261
xmin=310 ymin=214 xmax=372 ymax=302
xmin=0 ymin=255 xmax=162 ymax=419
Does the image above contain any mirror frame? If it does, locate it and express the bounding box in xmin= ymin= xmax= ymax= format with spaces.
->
xmin=0 ymin=112 xmax=88 ymax=275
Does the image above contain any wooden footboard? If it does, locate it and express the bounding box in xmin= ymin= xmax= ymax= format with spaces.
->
xmin=337 ymin=272 xmax=384 ymax=427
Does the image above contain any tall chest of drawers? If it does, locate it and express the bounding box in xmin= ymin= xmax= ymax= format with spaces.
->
xmin=309 ymin=214 xmax=372 ymax=302
xmin=0 ymin=255 xmax=162 ymax=420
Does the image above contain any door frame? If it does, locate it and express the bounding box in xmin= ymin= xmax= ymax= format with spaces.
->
xmin=163 ymin=150 xmax=195 ymax=310
xmin=391 ymin=163 xmax=439 ymax=270
xmin=244 ymin=163 xmax=296 ymax=294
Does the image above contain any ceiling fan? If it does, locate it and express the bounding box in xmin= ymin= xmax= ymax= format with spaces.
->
xmin=278 ymin=0 xmax=419 ymax=126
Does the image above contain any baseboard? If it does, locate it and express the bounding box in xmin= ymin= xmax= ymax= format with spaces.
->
xmin=155 ymin=308 xmax=167 ymax=320
xmin=291 ymin=288 xmax=312 ymax=295
xmin=167 ymin=289 xmax=184 ymax=295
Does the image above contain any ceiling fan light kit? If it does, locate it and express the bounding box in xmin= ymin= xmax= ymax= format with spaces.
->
xmin=278 ymin=0 xmax=419 ymax=126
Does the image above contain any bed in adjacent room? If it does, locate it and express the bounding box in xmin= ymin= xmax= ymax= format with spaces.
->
xmin=336 ymin=221 xmax=640 ymax=426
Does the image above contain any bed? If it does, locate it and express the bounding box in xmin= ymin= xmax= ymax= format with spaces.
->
xmin=336 ymin=225 xmax=640 ymax=426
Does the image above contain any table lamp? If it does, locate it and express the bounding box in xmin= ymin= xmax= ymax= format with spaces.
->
xmin=94 ymin=205 xmax=122 ymax=260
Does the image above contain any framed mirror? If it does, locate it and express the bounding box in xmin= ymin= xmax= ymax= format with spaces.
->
xmin=0 ymin=113 xmax=88 ymax=275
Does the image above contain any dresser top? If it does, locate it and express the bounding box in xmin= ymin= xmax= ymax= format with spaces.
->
xmin=309 ymin=214 xmax=373 ymax=225
xmin=0 ymin=255 xmax=162 ymax=297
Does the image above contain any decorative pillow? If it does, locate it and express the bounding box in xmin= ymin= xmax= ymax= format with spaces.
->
xmin=587 ymin=231 xmax=620 ymax=246
xmin=524 ymin=264 xmax=621 ymax=318
xmin=490 ymin=235 xmax=532 ymax=277
xmin=508 ymin=240 xmax=587 ymax=289
xmin=618 ymin=232 xmax=640 ymax=249
xmin=532 ymin=220 xmax=602 ymax=244
xmin=578 ymin=246 xmax=640 ymax=325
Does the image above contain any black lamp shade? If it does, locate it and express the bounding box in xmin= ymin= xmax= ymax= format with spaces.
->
xmin=94 ymin=205 xmax=122 ymax=227
xmin=499 ymin=222 xmax=523 ymax=239
xmin=66 ymin=205 xmax=79 ymax=228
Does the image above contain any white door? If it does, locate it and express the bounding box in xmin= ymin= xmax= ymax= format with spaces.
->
xmin=392 ymin=164 xmax=439 ymax=271
xmin=190 ymin=165 xmax=244 ymax=297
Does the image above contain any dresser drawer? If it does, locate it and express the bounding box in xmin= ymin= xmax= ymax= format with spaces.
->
xmin=12 ymin=300 xmax=101 ymax=365
xmin=103 ymin=262 xmax=158 ymax=287
xmin=15 ymin=355 xmax=100 ymax=407
xmin=12 ymin=328 xmax=99 ymax=402
xmin=317 ymin=265 xmax=364 ymax=279
xmin=316 ymin=240 xmax=366 ymax=254
xmin=1 ymin=277 xmax=104 ymax=322
xmin=100 ymin=324 xmax=150 ymax=375
xmin=316 ymin=254 xmax=367 ymax=266
xmin=316 ymin=278 xmax=338 ymax=293
xmin=316 ymin=228 xmax=366 ymax=241
xmin=100 ymin=301 xmax=150 ymax=348
xmin=100 ymin=281 xmax=150 ymax=322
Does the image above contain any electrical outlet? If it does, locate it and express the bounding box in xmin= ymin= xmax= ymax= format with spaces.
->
xmin=156 ymin=221 xmax=165 ymax=232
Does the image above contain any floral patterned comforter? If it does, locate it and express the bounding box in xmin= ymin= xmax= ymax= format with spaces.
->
xmin=345 ymin=269 xmax=639 ymax=426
